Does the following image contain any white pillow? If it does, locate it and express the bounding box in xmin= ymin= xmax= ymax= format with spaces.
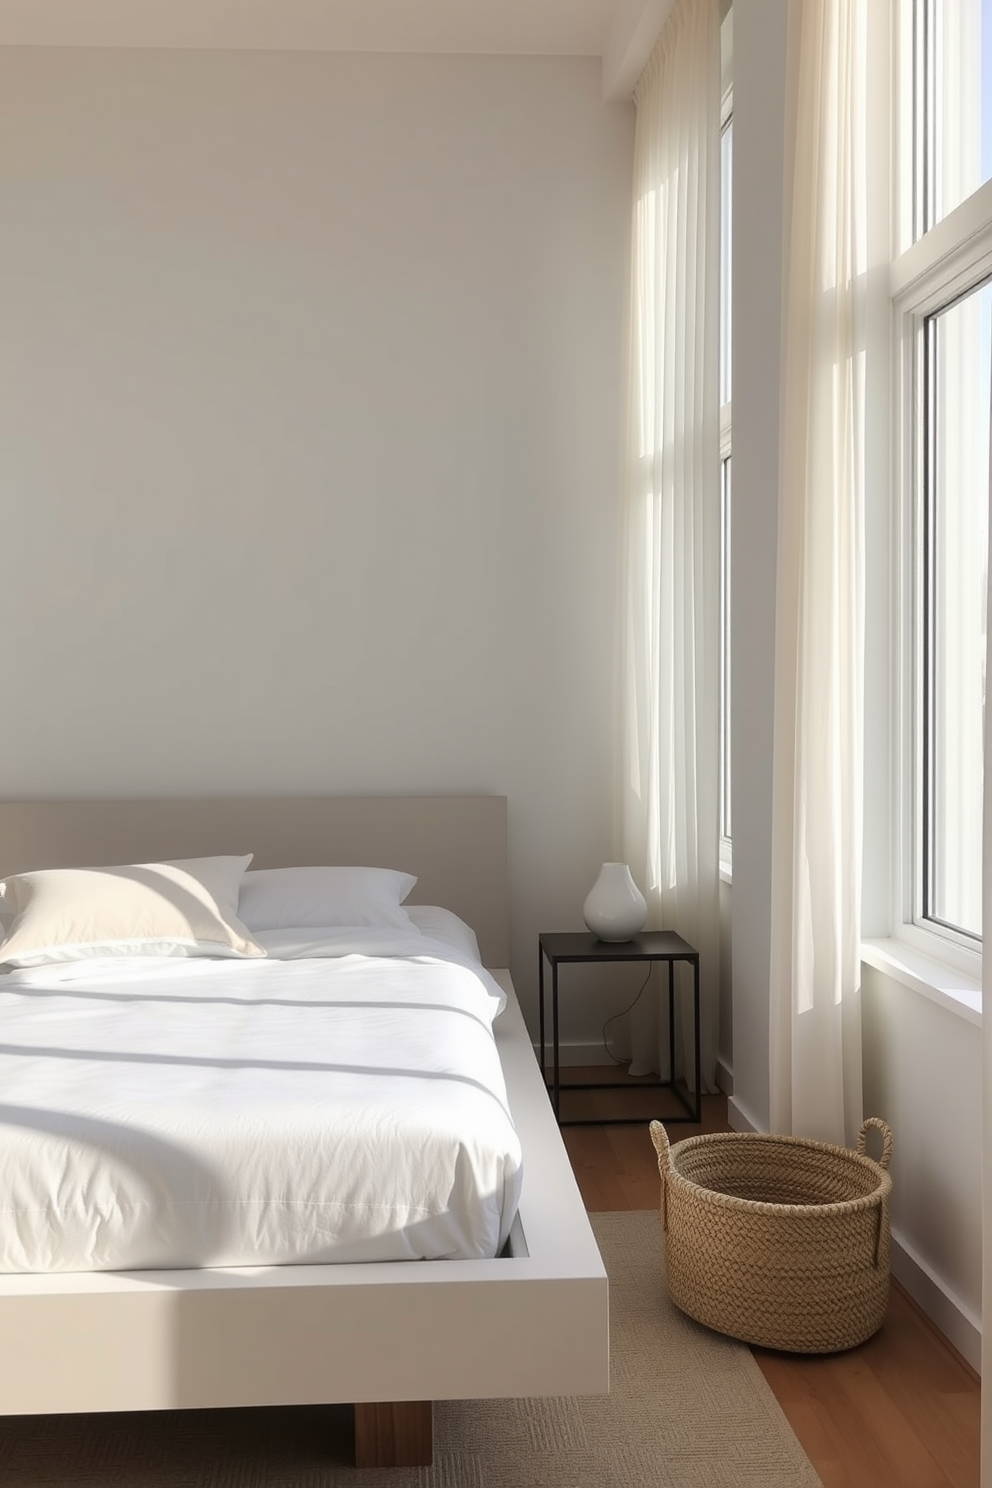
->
xmin=405 ymin=905 xmax=482 ymax=963
xmin=237 ymin=865 xmax=418 ymax=932
xmin=0 ymin=855 xmax=264 ymax=968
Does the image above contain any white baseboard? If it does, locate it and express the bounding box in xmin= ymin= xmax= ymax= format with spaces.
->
xmin=890 ymin=1230 xmax=981 ymax=1374
xmin=715 ymin=1058 xmax=733 ymax=1097
xmin=726 ymin=1096 xmax=761 ymax=1132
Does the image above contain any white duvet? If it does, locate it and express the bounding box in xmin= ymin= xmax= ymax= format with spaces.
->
xmin=0 ymin=930 xmax=522 ymax=1272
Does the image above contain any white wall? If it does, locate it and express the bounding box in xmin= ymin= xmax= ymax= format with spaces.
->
xmin=0 ymin=46 xmax=635 ymax=1031
xmin=728 ymin=0 xmax=983 ymax=1368
xmin=718 ymin=876 xmax=732 ymax=1091
xmin=862 ymin=965 xmax=982 ymax=1366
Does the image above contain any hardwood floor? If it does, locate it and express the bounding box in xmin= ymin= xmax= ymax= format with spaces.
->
xmin=561 ymin=1085 xmax=981 ymax=1488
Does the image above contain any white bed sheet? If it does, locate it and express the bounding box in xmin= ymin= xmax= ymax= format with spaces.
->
xmin=0 ymin=928 xmax=522 ymax=1273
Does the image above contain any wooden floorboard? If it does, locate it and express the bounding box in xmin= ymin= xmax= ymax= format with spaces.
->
xmin=561 ymin=1081 xmax=980 ymax=1488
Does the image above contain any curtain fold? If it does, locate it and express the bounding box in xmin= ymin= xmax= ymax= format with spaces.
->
xmin=617 ymin=0 xmax=721 ymax=1090
xmin=768 ymin=0 xmax=868 ymax=1144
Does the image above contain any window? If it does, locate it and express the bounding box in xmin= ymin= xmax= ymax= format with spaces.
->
xmin=719 ymin=449 xmax=732 ymax=848
xmin=893 ymin=0 xmax=992 ymax=966
xmin=920 ymin=279 xmax=990 ymax=941
xmin=910 ymin=0 xmax=992 ymax=242
xmin=718 ymin=94 xmax=733 ymax=867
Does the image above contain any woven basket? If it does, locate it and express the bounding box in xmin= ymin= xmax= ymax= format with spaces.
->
xmin=650 ymin=1117 xmax=893 ymax=1354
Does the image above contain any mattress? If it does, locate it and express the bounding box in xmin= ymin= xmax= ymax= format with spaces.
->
xmin=0 ymin=925 xmax=522 ymax=1273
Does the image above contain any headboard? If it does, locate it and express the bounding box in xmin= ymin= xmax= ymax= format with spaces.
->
xmin=0 ymin=795 xmax=509 ymax=967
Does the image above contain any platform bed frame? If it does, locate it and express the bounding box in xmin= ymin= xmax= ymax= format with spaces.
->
xmin=0 ymin=796 xmax=608 ymax=1469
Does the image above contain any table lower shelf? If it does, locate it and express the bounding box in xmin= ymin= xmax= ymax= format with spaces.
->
xmin=544 ymin=1069 xmax=701 ymax=1127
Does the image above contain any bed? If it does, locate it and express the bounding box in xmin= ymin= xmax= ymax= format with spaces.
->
xmin=0 ymin=795 xmax=608 ymax=1469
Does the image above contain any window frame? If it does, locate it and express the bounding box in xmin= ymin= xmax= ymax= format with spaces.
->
xmin=718 ymin=85 xmax=733 ymax=877
xmin=891 ymin=173 xmax=992 ymax=980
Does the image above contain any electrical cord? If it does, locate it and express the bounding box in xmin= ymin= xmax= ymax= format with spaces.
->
xmin=601 ymin=963 xmax=653 ymax=1065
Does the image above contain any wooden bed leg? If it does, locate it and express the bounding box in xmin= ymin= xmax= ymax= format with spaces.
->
xmin=353 ymin=1401 xmax=433 ymax=1468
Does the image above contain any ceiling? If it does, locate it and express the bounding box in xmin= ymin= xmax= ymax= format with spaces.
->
xmin=0 ymin=0 xmax=673 ymax=99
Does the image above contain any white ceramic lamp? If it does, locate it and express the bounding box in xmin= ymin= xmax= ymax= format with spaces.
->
xmin=582 ymin=862 xmax=647 ymax=942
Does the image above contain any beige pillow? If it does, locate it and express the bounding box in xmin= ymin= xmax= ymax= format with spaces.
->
xmin=0 ymin=855 xmax=265 ymax=968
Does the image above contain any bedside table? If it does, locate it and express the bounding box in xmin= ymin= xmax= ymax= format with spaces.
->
xmin=538 ymin=930 xmax=701 ymax=1126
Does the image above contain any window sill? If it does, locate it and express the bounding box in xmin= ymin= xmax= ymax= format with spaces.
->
xmin=861 ymin=938 xmax=981 ymax=1027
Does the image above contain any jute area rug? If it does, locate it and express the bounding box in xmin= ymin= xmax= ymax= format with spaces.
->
xmin=0 ymin=1210 xmax=822 ymax=1487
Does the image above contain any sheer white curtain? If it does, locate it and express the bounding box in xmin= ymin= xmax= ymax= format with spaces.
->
xmin=617 ymin=0 xmax=721 ymax=1088
xmin=768 ymin=0 xmax=868 ymax=1144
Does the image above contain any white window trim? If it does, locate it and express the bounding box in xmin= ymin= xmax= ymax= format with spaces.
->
xmin=891 ymin=176 xmax=992 ymax=307
xmin=890 ymin=179 xmax=992 ymax=988
xmin=861 ymin=935 xmax=981 ymax=1026
xmin=718 ymin=422 xmax=732 ymax=876
xmin=719 ymin=839 xmax=733 ymax=884
xmin=718 ymin=79 xmax=732 ymax=878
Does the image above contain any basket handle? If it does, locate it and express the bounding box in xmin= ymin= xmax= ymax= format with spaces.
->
xmin=649 ymin=1121 xmax=671 ymax=1234
xmin=649 ymin=1119 xmax=671 ymax=1166
xmin=857 ymin=1117 xmax=893 ymax=1171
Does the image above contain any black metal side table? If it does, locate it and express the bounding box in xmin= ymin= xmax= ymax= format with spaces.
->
xmin=538 ymin=930 xmax=701 ymax=1126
